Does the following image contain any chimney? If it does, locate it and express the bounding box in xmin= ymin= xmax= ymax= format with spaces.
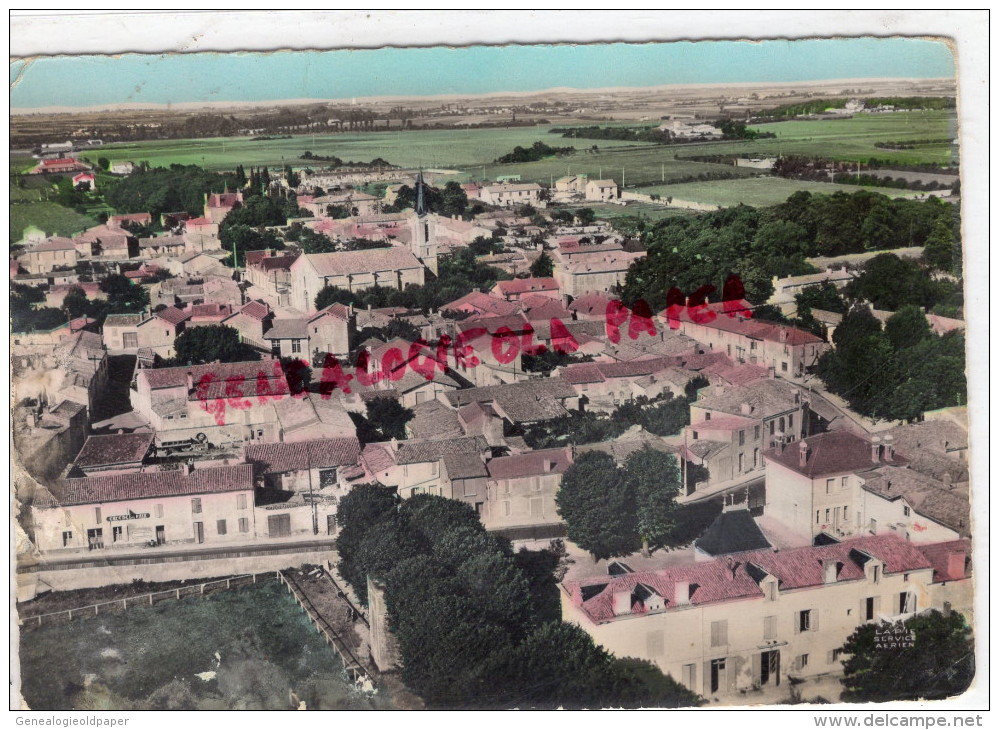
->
xmin=883 ymin=434 xmax=894 ymax=460
xmin=798 ymin=440 xmax=809 ymax=468
xmin=942 ymin=601 xmax=952 ymax=618
xmin=612 ymin=590 xmax=632 ymax=616
xmin=870 ymin=436 xmax=882 ymax=463
xmin=740 ymin=402 xmax=752 ymax=416
xmin=946 ymin=551 xmax=966 ymax=580
xmin=674 ymin=581 xmax=691 ymax=606
xmin=822 ymin=560 xmax=839 ymax=584
xmin=542 ymin=458 xmax=553 ymax=473
xmin=725 ymin=557 xmax=737 ymax=581
xmin=187 ymin=371 xmax=194 ymax=391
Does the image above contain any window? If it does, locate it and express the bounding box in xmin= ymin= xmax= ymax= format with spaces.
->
xmin=502 ymin=501 xmax=511 ymax=516
xmin=430 ymin=462 xmax=439 ymax=477
xmin=842 ymin=476 xmax=849 ymax=489
xmin=238 ymin=517 xmax=250 ymax=533
xmin=739 ymin=431 xmax=745 ymax=446
xmin=217 ymin=519 xmax=227 ymax=536
xmin=797 ymin=654 xmax=809 ymax=670
xmin=753 ymin=448 xmax=760 ymax=468
xmin=530 ymin=498 xmax=543 ymax=518
xmin=123 ymin=332 xmax=138 ymax=349
xmin=533 ymin=476 xmax=542 ymax=492
xmin=828 ymin=648 xmax=843 ymax=665
xmin=825 ymin=508 xmax=830 ymax=523
xmin=191 ymin=498 xmax=202 ymax=514
xmin=291 ymin=340 xmax=302 ymax=354
xmin=769 ymin=421 xmax=775 ymax=436
xmin=705 ymin=412 xmax=711 ymax=421
xmin=782 ymin=362 xmax=788 ymax=373
xmin=816 ymin=510 xmax=821 ymax=525
xmin=903 ymin=505 xmax=911 ymax=517
xmin=153 ymin=503 xmax=163 ymax=518
xmin=710 ymin=620 xmax=728 ymax=647
xmin=754 ymin=425 xmax=760 ymax=440
xmin=788 ymin=413 xmax=794 ymax=431
xmin=692 ymin=431 xmax=698 ymax=440
xmin=899 ymin=592 xmax=915 ymax=614
xmin=797 ymin=609 xmax=815 ymax=633
xmin=826 ymin=478 xmax=835 ymax=494
xmin=268 ymin=514 xmax=291 ymax=537
xmin=865 ymin=596 xmax=880 ymax=621
xmin=62 ymin=531 xmax=73 ymax=547
xmin=738 ymin=453 xmax=744 ymax=472
xmin=764 ymin=615 xmax=778 ymax=641
xmin=95 ymin=507 xmax=102 ymax=524
xmin=779 ymin=417 xmax=785 ymax=432
xmin=237 ymin=494 xmax=247 ymax=510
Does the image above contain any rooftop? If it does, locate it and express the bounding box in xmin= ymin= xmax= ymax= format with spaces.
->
xmin=567 ymin=534 xmax=933 ymax=624
xmin=858 ymin=465 xmax=971 ymax=537
xmin=50 ymin=464 xmax=254 ymax=507
xmin=694 ymin=508 xmax=772 ymax=557
xmin=765 ymin=431 xmax=908 ymax=479
xmin=487 ymin=447 xmax=573 ymax=480
xmin=245 ymin=438 xmax=361 ymax=474
xmin=299 ymin=247 xmax=423 ymax=277
xmin=693 ymin=378 xmax=805 ymax=418
xmin=73 ymin=433 xmax=154 ymax=469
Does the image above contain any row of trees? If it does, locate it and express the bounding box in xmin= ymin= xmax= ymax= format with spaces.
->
xmin=495 ymin=141 xmax=575 ymax=163
xmin=13 ymin=274 xmax=151 ymax=333
xmin=385 ymin=180 xmax=470 ymax=219
xmin=621 ymin=190 xmax=959 ymax=310
xmin=334 ymin=487 xmax=700 ymax=708
xmin=816 ymin=304 xmax=966 ymax=421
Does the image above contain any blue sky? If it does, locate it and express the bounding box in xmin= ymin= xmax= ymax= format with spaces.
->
xmin=9 ymin=38 xmax=955 ymax=110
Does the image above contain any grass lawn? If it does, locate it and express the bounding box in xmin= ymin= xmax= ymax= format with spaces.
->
xmin=637 ymin=177 xmax=924 ymax=209
xmin=10 ymin=200 xmax=97 ymax=242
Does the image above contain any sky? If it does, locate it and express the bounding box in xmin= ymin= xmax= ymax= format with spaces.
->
xmin=9 ymin=38 xmax=956 ymax=111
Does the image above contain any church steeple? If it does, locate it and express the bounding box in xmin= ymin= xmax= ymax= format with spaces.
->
xmin=415 ymin=170 xmax=428 ymax=217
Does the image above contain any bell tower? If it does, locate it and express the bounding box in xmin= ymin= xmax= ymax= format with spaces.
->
xmin=410 ymin=171 xmax=438 ymax=275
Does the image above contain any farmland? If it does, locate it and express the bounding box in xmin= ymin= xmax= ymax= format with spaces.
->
xmin=84 ymin=126 xmax=642 ymax=173
xmin=637 ymin=177 xmax=927 ymax=210
xmin=78 ymin=111 xmax=955 ymax=190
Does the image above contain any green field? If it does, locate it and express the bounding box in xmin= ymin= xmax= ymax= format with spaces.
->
xmin=87 ymin=126 xmax=642 ymax=173
xmin=10 ymin=199 xmax=97 ymax=242
xmin=637 ymin=177 xmax=924 ymax=209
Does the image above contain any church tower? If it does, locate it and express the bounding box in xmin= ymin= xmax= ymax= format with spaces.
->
xmin=410 ymin=171 xmax=438 ymax=275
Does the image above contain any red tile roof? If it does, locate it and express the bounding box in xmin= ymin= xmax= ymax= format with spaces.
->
xmin=309 ymin=303 xmax=351 ymax=323
xmin=441 ymin=291 xmax=519 ymax=317
xmin=560 ymin=363 xmax=606 ymax=385
xmin=673 ymin=300 xmax=823 ymax=346
xmin=245 ymin=438 xmax=361 ymax=474
xmin=53 ymin=464 xmax=254 ymax=506
xmin=74 ymin=433 xmax=154 ymax=468
xmin=155 ymin=306 xmax=191 ymax=326
xmin=110 ymin=213 xmax=152 ymax=226
xmin=137 ymin=360 xmax=286 ymax=391
xmin=495 ymin=277 xmax=558 ymax=296
xmin=185 ymin=217 xmax=215 ymax=228
xmin=917 ymin=539 xmax=972 ymax=583
xmin=568 ymin=534 xmax=933 ymax=624
xmin=487 ymin=447 xmax=573 ymax=480
xmin=765 ymin=431 xmax=908 ymax=479
xmin=238 ymin=300 xmax=272 ymax=321
xmin=301 ymin=248 xmax=423 ymax=277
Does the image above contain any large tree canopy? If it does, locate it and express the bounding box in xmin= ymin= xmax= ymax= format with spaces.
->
xmin=171 ymin=324 xmax=260 ymax=366
xmin=839 ymin=610 xmax=975 ymax=703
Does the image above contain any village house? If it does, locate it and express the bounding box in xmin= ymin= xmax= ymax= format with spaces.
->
xmin=28 ymin=157 xmax=91 ymax=175
xmin=44 ymin=281 xmax=105 ymax=309
xmin=72 ymin=172 xmax=96 ymax=191
xmin=442 ymin=290 xmax=521 ymax=318
xmin=56 ymin=329 xmax=109 ymax=417
xmin=446 ymin=378 xmax=576 ymax=430
xmin=765 ymin=431 xmax=969 ymax=546
xmin=491 ymin=277 xmax=560 ymax=303
xmin=244 ymin=437 xmax=361 ymax=535
xmin=681 ymin=378 xmax=813 ymax=493
xmin=18 ymin=237 xmax=79 ymax=275
xmin=220 ymin=300 xmax=274 ymax=352
xmin=561 ymin=534 xmax=967 ymax=702
xmin=768 ymin=270 xmax=855 ymax=312
xmin=478 ymin=182 xmax=545 ymax=208
xmin=138 ymin=235 xmax=186 ymax=258
xmin=102 ymin=312 xmax=147 ymax=354
xmin=74 ymin=224 xmax=138 ymax=260
xmin=129 ymin=359 xmax=290 ymax=450
xmin=204 ymin=191 xmax=244 ymax=224
xmin=244 ymin=249 xmax=299 ymax=303
xmin=481 ymin=447 xmax=573 ymax=531
xmin=360 ymin=436 xmax=490 ymax=500
xmin=182 ymin=217 xmax=222 ymax=252
xmin=71 ymin=432 xmax=155 ymax=476
xmin=30 ymin=463 xmax=256 ymax=554
xmin=667 ymin=300 xmax=829 ymax=380
xmin=109 ymin=161 xmax=136 ymax=176
xmin=12 ymin=399 xmax=88 ymax=482
xmin=134 ymin=306 xmax=190 ymax=358
xmin=288 ymin=248 xmax=426 ymax=313
xmin=584 ymin=179 xmax=620 ymax=202
xmin=552 ymin=248 xmax=645 ymax=298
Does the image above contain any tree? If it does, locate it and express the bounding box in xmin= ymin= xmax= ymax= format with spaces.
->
xmin=99 ymin=273 xmax=149 ymax=313
xmin=884 ymin=305 xmax=932 ymax=351
xmin=333 ymin=484 xmax=399 ymax=604
xmin=626 ymin=448 xmax=682 ymax=557
xmin=839 ymin=610 xmax=974 ymax=702
xmin=361 ymin=397 xmax=414 ymax=441
xmin=314 ymin=284 xmax=355 ymax=311
xmin=62 ymin=286 xmax=90 ymax=319
xmin=576 ymin=208 xmax=596 ymax=226
xmin=556 ymin=452 xmax=639 ymax=560
xmin=97 ymin=157 xmax=110 ymax=171
xmin=529 ymin=251 xmax=554 ymax=278
xmin=172 ymin=325 xmax=258 ymax=365
xmin=923 ymin=215 xmax=958 ymax=273
xmin=441 ymin=181 xmax=469 ymax=219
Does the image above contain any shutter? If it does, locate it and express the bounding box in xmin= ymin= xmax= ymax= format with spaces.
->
xmin=827 ymin=650 xmax=835 ymax=665
xmin=793 ymin=613 xmax=800 ymax=634
xmin=812 ymin=610 xmax=819 ymax=632
xmin=727 ymin=658 xmax=738 ymax=694
xmin=720 ymin=620 xmax=728 ymax=646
